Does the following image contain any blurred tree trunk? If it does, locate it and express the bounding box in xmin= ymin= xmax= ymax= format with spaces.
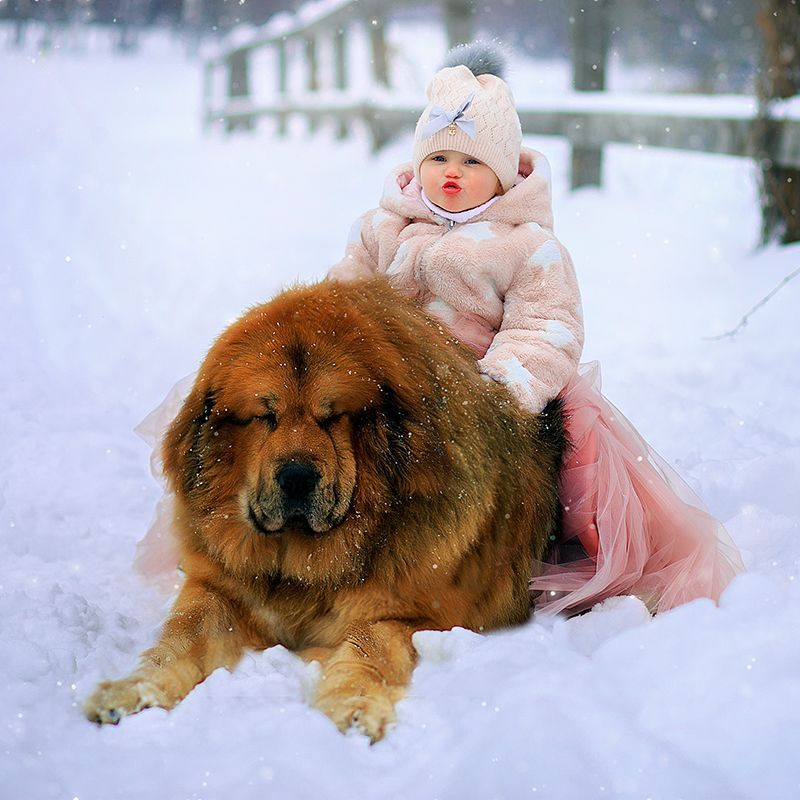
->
xmin=755 ymin=0 xmax=800 ymax=244
xmin=443 ymin=0 xmax=475 ymax=48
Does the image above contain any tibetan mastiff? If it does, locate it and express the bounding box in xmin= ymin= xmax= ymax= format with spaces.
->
xmin=85 ymin=278 xmax=565 ymax=741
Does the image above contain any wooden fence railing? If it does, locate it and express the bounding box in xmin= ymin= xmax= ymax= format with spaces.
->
xmin=203 ymin=0 xmax=475 ymax=133
xmin=202 ymin=0 xmax=800 ymax=190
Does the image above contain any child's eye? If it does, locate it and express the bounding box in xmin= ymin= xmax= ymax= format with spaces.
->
xmin=465 ymin=158 xmax=482 ymax=166
xmin=431 ymin=155 xmax=446 ymax=162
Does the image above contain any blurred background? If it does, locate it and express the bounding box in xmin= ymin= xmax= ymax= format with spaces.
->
xmin=0 ymin=0 xmax=766 ymax=92
xmin=3 ymin=0 xmax=796 ymax=244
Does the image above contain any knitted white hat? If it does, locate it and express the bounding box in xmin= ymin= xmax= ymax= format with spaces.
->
xmin=413 ymin=42 xmax=522 ymax=193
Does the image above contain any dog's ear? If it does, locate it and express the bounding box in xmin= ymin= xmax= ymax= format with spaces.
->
xmin=356 ymin=382 xmax=450 ymax=502
xmin=356 ymin=383 xmax=413 ymax=499
xmin=162 ymin=380 xmax=216 ymax=497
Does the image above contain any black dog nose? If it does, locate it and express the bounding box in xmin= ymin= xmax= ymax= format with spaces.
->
xmin=276 ymin=463 xmax=319 ymax=506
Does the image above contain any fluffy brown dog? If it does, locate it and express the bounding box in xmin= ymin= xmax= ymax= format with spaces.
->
xmin=84 ymin=278 xmax=565 ymax=741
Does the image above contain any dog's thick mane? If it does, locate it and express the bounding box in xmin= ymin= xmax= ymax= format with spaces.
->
xmin=163 ymin=279 xmax=565 ymax=597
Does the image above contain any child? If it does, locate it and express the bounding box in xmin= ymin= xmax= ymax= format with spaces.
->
xmin=326 ymin=42 xmax=743 ymax=615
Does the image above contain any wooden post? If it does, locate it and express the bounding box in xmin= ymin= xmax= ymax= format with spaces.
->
xmin=13 ymin=0 xmax=31 ymax=48
xmin=306 ymin=34 xmax=320 ymax=134
xmin=367 ymin=113 xmax=392 ymax=152
xmin=202 ymin=61 xmax=214 ymax=131
xmin=569 ymin=0 xmax=610 ymax=188
xmin=277 ymin=37 xmax=288 ymax=137
xmin=334 ymin=27 xmax=348 ymax=90
xmin=333 ymin=26 xmax=349 ymax=139
xmin=306 ymin=34 xmax=319 ymax=93
xmin=755 ymin=0 xmax=800 ymax=244
xmin=442 ymin=0 xmax=475 ymax=48
xmin=369 ymin=15 xmax=390 ymax=88
xmin=226 ymin=48 xmax=254 ymax=133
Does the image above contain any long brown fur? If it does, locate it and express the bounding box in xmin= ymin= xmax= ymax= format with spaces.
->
xmin=84 ymin=278 xmax=566 ymax=741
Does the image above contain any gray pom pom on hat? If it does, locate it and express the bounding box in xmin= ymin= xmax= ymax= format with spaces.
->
xmin=413 ymin=41 xmax=522 ymax=193
xmin=439 ymin=40 xmax=509 ymax=80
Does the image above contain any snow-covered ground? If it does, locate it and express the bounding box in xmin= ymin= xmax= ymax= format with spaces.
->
xmin=2 ymin=29 xmax=799 ymax=800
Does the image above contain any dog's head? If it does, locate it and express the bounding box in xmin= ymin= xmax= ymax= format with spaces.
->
xmin=162 ymin=280 xmax=467 ymax=580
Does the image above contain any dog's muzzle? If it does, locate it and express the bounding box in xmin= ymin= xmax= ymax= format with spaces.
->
xmin=246 ymin=460 xmax=335 ymax=536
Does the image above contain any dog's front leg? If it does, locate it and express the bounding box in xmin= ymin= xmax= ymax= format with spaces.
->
xmin=313 ymin=620 xmax=419 ymax=742
xmin=84 ymin=579 xmax=247 ymax=725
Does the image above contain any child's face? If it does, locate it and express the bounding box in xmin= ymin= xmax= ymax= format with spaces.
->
xmin=420 ymin=151 xmax=501 ymax=213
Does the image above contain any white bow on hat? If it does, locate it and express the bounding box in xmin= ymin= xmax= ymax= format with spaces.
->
xmin=421 ymin=93 xmax=476 ymax=140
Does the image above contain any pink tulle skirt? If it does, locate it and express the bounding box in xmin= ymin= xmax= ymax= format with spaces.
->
xmin=134 ymin=363 xmax=744 ymax=614
xmin=531 ymin=362 xmax=744 ymax=615
xmin=132 ymin=374 xmax=194 ymax=591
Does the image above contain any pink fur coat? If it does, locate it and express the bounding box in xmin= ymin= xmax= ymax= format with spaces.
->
xmin=327 ymin=148 xmax=583 ymax=413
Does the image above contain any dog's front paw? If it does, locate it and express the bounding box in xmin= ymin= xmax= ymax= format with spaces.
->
xmin=83 ymin=677 xmax=168 ymax=725
xmin=315 ymin=691 xmax=397 ymax=743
